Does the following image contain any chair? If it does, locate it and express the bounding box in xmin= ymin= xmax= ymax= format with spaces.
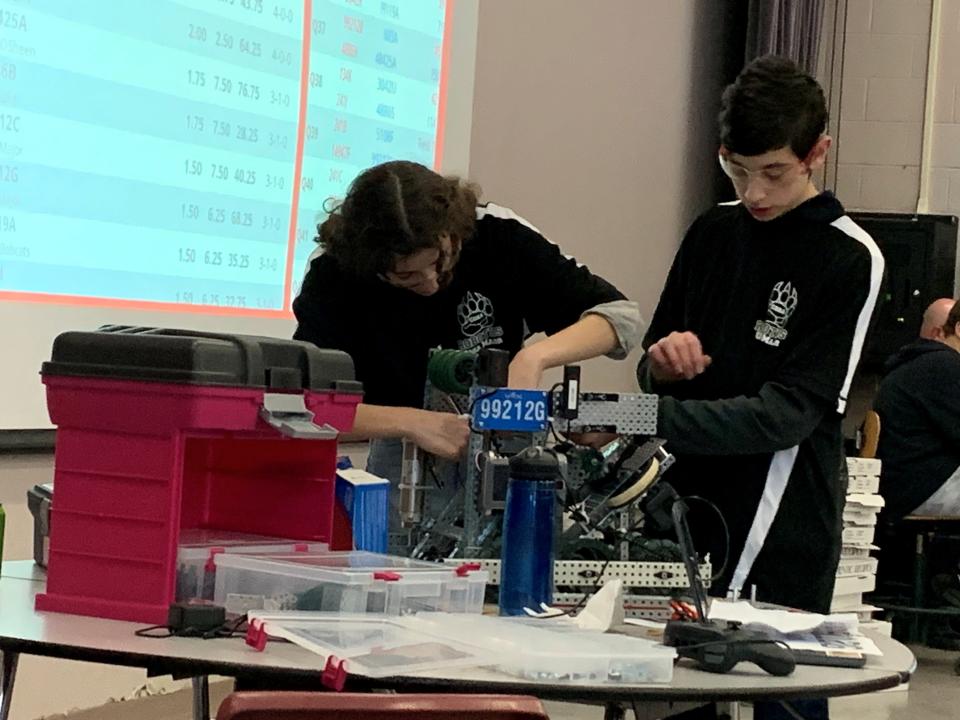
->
xmin=885 ymin=515 xmax=960 ymax=649
xmin=858 ymin=409 xmax=880 ymax=459
xmin=216 ymin=692 xmax=551 ymax=720
xmin=862 ymin=411 xmax=960 ymax=668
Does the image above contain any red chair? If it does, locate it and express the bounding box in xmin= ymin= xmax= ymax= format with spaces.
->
xmin=216 ymin=692 xmax=550 ymax=720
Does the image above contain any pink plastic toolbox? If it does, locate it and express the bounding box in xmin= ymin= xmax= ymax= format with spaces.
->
xmin=35 ymin=327 xmax=362 ymax=624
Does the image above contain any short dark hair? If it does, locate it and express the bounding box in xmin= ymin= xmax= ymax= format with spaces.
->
xmin=719 ymin=55 xmax=827 ymax=159
xmin=317 ymin=161 xmax=479 ymax=280
xmin=944 ymin=300 xmax=960 ymax=337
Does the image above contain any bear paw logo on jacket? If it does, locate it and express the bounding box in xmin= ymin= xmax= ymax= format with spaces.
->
xmin=754 ymin=281 xmax=799 ymax=347
xmin=456 ymin=290 xmax=504 ymax=351
xmin=457 ymin=290 xmax=494 ymax=337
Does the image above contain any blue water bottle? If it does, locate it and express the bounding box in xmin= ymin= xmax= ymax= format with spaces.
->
xmin=499 ymin=447 xmax=558 ymax=616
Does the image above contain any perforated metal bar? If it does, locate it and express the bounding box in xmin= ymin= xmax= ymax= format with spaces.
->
xmin=446 ymin=559 xmax=711 ymax=588
xmin=550 ymin=392 xmax=659 ymax=434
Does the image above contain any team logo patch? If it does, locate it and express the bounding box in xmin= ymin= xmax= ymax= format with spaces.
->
xmin=754 ymin=281 xmax=798 ymax=347
xmin=456 ymin=290 xmax=504 ymax=350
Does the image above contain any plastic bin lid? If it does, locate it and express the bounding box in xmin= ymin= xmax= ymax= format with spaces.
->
xmin=42 ymin=326 xmax=362 ymax=392
xmin=255 ymin=551 xmax=458 ymax=571
xmin=214 ymin=553 xmax=385 ymax=585
xmin=214 ymin=551 xmax=470 ymax=583
xmin=178 ymin=529 xmax=314 ymax=548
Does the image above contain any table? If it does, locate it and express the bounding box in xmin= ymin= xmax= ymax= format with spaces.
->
xmin=1 ymin=561 xmax=916 ymax=720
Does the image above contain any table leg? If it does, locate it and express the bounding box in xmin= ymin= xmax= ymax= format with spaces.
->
xmin=0 ymin=650 xmax=19 ymax=720
xmin=719 ymin=701 xmax=741 ymax=720
xmin=603 ymin=702 xmax=626 ymax=720
xmin=192 ymin=676 xmax=210 ymax=720
xmin=777 ymin=701 xmax=809 ymax=720
xmin=911 ymin=531 xmax=926 ymax=643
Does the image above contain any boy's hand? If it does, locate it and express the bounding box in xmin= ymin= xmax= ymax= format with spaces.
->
xmin=647 ymin=331 xmax=712 ymax=382
xmin=407 ymin=409 xmax=470 ymax=460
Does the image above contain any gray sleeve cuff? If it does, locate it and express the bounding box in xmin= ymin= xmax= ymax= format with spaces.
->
xmin=581 ymin=300 xmax=644 ymax=360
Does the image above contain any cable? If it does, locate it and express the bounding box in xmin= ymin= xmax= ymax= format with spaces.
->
xmin=547 ymin=381 xmax=563 ymax=399
xmin=548 ymin=422 xmax=563 ymax=445
xmin=564 ymin=560 xmax=612 ymax=617
xmin=134 ymin=624 xmax=175 ymax=639
xmin=682 ymin=495 xmax=731 ymax=583
xmin=425 ymin=455 xmax=444 ymax=489
xmin=466 ymin=388 xmax=502 ymax=455
xmin=546 ymin=381 xmax=565 ymax=446
xmin=440 ymin=392 xmax=464 ymax=415
xmin=223 ymin=615 xmax=250 ymax=637
xmin=134 ymin=613 xmax=249 ymax=640
xmin=625 ymin=491 xmax=730 ymax=582
xmin=529 ymin=556 xmax=613 ymax=619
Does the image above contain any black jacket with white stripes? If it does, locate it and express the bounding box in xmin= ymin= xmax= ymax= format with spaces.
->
xmin=294 ymin=203 xmax=628 ymax=409
xmin=638 ymin=192 xmax=884 ymax=613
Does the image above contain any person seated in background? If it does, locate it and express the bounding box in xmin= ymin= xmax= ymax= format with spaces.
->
xmin=876 ymin=298 xmax=960 ymax=519
xmin=919 ymin=297 xmax=956 ymax=341
xmin=292 ymin=160 xmax=640 ymax=499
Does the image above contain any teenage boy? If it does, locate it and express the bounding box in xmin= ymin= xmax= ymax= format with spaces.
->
xmin=638 ymin=55 xmax=884 ymax=615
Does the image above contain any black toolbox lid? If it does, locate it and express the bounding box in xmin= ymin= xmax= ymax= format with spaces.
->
xmin=42 ymin=326 xmax=362 ymax=393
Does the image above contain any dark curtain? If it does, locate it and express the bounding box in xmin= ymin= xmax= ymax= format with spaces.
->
xmin=692 ymin=1 xmax=829 ymax=205
xmin=712 ymin=1 xmax=751 ymax=202
xmin=745 ymin=0 xmax=826 ymax=74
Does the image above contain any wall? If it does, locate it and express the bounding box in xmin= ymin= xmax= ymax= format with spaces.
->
xmin=836 ymin=0 xmax=933 ymax=212
xmin=927 ymin=0 xmax=960 ymax=215
xmin=835 ymin=0 xmax=960 ymax=299
xmin=467 ymin=0 xmax=728 ymax=392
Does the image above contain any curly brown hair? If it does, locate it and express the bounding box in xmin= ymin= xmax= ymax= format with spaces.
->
xmin=317 ymin=160 xmax=480 ymax=280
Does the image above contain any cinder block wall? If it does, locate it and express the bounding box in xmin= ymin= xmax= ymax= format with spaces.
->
xmin=836 ymin=0 xmax=932 ymax=212
xmin=927 ymin=0 xmax=960 ymax=214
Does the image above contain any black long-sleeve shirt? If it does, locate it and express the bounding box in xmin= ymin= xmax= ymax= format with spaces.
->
xmin=638 ymin=193 xmax=884 ymax=613
xmin=294 ymin=203 xmax=629 ymax=408
xmin=876 ymin=339 xmax=960 ymax=518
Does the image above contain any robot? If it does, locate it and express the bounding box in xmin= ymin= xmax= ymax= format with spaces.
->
xmin=391 ymin=347 xmax=711 ymax=619
xmin=392 ymin=348 xmax=795 ymax=676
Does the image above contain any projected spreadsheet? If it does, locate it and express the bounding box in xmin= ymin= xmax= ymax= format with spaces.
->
xmin=0 ymin=0 xmax=448 ymax=314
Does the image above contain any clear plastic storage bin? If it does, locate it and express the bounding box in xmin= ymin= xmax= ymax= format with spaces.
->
xmin=213 ymin=551 xmax=487 ymax=616
xmin=176 ymin=530 xmax=328 ymax=603
xmin=405 ymin=614 xmax=676 ymax=684
xmin=497 ymin=626 xmax=676 ymax=683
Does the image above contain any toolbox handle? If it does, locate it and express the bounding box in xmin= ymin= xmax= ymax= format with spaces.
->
xmin=260 ymin=393 xmax=339 ymax=440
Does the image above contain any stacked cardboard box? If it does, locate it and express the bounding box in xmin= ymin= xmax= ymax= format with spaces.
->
xmin=832 ymin=457 xmax=890 ymax=635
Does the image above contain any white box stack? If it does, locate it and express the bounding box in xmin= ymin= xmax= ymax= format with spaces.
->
xmin=833 ymin=457 xmax=886 ymax=631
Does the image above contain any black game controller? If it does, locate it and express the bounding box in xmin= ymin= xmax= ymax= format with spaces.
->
xmin=663 ymin=619 xmax=797 ymax=676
